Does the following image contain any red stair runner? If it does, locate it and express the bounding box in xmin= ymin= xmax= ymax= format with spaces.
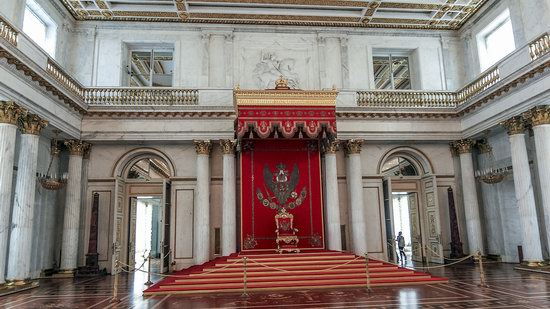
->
xmin=143 ymin=251 xmax=447 ymax=295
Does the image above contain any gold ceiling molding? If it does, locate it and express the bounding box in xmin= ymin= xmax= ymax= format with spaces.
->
xmin=234 ymin=88 xmax=338 ymax=106
xmin=57 ymin=0 xmax=488 ymax=30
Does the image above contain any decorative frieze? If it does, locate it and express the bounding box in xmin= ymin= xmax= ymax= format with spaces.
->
xmin=64 ymin=140 xmax=90 ymax=156
xmin=220 ymin=140 xmax=237 ymax=155
xmin=0 ymin=101 xmax=24 ymax=125
xmin=344 ymin=139 xmax=363 ymax=155
xmin=501 ymin=116 xmax=526 ymax=135
xmin=526 ymin=105 xmax=550 ymax=127
xmin=324 ymin=139 xmax=340 ymax=154
xmin=452 ymin=139 xmax=475 ymax=154
xmin=194 ymin=140 xmax=212 ymax=155
xmin=19 ymin=114 xmax=47 ymax=135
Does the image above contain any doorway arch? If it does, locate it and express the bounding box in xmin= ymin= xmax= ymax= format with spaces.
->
xmin=379 ymin=147 xmax=443 ymax=265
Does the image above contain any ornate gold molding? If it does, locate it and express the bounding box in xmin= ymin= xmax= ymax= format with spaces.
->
xmin=452 ymin=139 xmax=475 ymax=154
xmin=345 ymin=139 xmax=363 ymax=155
xmin=83 ymin=143 xmax=93 ymax=159
xmin=324 ymin=139 xmax=340 ymax=154
xmin=526 ymin=105 xmax=550 ymax=127
xmin=194 ymin=140 xmax=212 ymax=155
xmin=501 ymin=116 xmax=526 ymax=135
xmin=64 ymin=140 xmax=90 ymax=156
xmin=19 ymin=114 xmax=47 ymax=135
xmin=220 ymin=139 xmax=237 ymax=155
xmin=235 ymin=88 xmax=338 ymax=107
xmin=449 ymin=143 xmax=459 ymax=157
xmin=0 ymin=101 xmax=24 ymax=125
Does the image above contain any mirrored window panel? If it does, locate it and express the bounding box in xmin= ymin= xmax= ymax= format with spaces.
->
xmin=373 ymin=55 xmax=411 ymax=90
xmin=129 ymin=50 xmax=174 ymax=87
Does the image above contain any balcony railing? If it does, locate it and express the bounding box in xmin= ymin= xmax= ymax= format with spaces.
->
xmin=0 ymin=16 xmax=18 ymax=46
xmin=47 ymin=60 xmax=84 ymax=97
xmin=84 ymin=87 xmax=199 ymax=105
xmin=357 ymin=90 xmax=456 ymax=108
xmin=529 ymin=32 xmax=550 ymax=60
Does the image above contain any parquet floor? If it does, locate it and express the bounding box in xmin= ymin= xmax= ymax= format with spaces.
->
xmin=1 ymin=263 xmax=550 ymax=308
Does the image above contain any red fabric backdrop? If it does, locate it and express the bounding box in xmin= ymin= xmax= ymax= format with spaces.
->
xmin=240 ymin=139 xmax=325 ymax=251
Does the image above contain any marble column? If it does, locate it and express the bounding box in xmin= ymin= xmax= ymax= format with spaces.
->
xmin=454 ymin=139 xmax=484 ymax=255
xmin=0 ymin=102 xmax=23 ymax=285
xmin=345 ymin=140 xmax=368 ymax=255
xmin=78 ymin=145 xmax=92 ymax=266
xmin=324 ymin=140 xmax=342 ymax=251
xmin=502 ymin=116 xmax=544 ymax=265
xmin=59 ymin=140 xmax=89 ymax=273
xmin=527 ymin=106 xmax=550 ymax=254
xmin=194 ymin=140 xmax=212 ymax=265
xmin=220 ymin=140 xmax=237 ymax=256
xmin=6 ymin=114 xmax=47 ymax=283
xmin=40 ymin=140 xmax=60 ymax=271
xmin=208 ymin=34 xmax=227 ymax=87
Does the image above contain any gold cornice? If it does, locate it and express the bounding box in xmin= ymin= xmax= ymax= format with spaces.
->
xmin=19 ymin=114 xmax=47 ymax=135
xmin=234 ymin=89 xmax=338 ymax=107
xmin=84 ymin=110 xmax=236 ymax=118
xmin=324 ymin=139 xmax=340 ymax=154
xmin=220 ymin=139 xmax=237 ymax=155
xmin=194 ymin=140 xmax=212 ymax=155
xmin=452 ymin=139 xmax=474 ymax=154
xmin=64 ymin=140 xmax=90 ymax=156
xmin=501 ymin=116 xmax=526 ymax=136
xmin=526 ymin=105 xmax=550 ymax=127
xmin=0 ymin=101 xmax=24 ymax=125
xmin=344 ymin=139 xmax=363 ymax=155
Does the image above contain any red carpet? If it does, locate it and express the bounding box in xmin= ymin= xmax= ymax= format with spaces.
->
xmin=143 ymin=251 xmax=447 ymax=295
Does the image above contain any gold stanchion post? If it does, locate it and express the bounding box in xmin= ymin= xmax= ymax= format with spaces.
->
xmin=241 ymin=257 xmax=249 ymax=298
xmin=364 ymin=253 xmax=372 ymax=292
xmin=477 ymin=251 xmax=489 ymax=288
xmin=111 ymin=260 xmax=120 ymax=303
xmin=145 ymin=253 xmax=153 ymax=286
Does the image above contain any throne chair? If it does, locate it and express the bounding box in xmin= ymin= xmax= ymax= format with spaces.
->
xmin=275 ymin=208 xmax=300 ymax=253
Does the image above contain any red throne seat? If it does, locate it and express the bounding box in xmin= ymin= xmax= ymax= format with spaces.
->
xmin=275 ymin=208 xmax=300 ymax=253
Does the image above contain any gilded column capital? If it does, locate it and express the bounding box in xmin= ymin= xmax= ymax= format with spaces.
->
xmin=476 ymin=138 xmax=492 ymax=154
xmin=64 ymin=140 xmax=90 ymax=156
xmin=501 ymin=116 xmax=526 ymax=135
xmin=525 ymin=105 xmax=550 ymax=127
xmin=0 ymin=101 xmax=24 ymax=125
xmin=452 ymin=139 xmax=475 ymax=154
xmin=220 ymin=139 xmax=237 ymax=155
xmin=449 ymin=142 xmax=459 ymax=157
xmin=345 ymin=139 xmax=363 ymax=155
xmin=19 ymin=114 xmax=48 ymax=135
xmin=51 ymin=140 xmax=61 ymax=157
xmin=194 ymin=140 xmax=212 ymax=155
xmin=324 ymin=139 xmax=340 ymax=154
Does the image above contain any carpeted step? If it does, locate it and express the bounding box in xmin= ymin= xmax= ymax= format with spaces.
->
xmin=187 ymin=268 xmax=414 ymax=278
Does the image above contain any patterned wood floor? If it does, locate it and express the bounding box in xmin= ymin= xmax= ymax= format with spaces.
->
xmin=1 ymin=263 xmax=550 ymax=308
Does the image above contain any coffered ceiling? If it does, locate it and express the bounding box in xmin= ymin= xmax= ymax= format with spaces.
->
xmin=59 ymin=0 xmax=488 ymax=29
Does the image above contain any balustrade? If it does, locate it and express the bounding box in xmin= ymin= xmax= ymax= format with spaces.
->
xmin=84 ymin=87 xmax=199 ymax=106
xmin=46 ymin=60 xmax=84 ymax=97
xmin=0 ymin=16 xmax=18 ymax=47
xmin=529 ymin=32 xmax=550 ymax=61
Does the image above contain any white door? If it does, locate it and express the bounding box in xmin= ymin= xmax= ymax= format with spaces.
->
xmin=128 ymin=197 xmax=138 ymax=269
xmin=421 ymin=175 xmax=444 ymax=264
xmin=111 ymin=177 xmax=126 ymax=274
xmin=160 ymin=180 xmax=172 ymax=273
xmin=408 ymin=192 xmax=423 ymax=262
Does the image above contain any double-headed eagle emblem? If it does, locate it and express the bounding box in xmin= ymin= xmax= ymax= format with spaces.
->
xmin=256 ymin=163 xmax=307 ymax=211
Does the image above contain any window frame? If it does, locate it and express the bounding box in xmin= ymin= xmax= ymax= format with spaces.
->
xmin=128 ymin=48 xmax=174 ymax=87
xmin=476 ymin=9 xmax=515 ymax=71
xmin=23 ymin=0 xmax=57 ymax=57
xmin=372 ymin=51 xmax=412 ymax=90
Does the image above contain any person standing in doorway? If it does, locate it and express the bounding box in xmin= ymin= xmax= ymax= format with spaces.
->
xmin=396 ymin=231 xmax=406 ymax=264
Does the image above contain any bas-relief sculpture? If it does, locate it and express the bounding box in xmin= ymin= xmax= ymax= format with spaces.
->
xmin=253 ymin=51 xmax=301 ymax=89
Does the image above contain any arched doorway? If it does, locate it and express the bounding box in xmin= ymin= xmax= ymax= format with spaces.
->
xmin=111 ymin=149 xmax=174 ymax=274
xmin=380 ymin=148 xmax=443 ymax=265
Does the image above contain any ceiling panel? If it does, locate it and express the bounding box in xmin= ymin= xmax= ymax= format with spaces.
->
xmin=59 ymin=0 xmax=488 ymax=30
